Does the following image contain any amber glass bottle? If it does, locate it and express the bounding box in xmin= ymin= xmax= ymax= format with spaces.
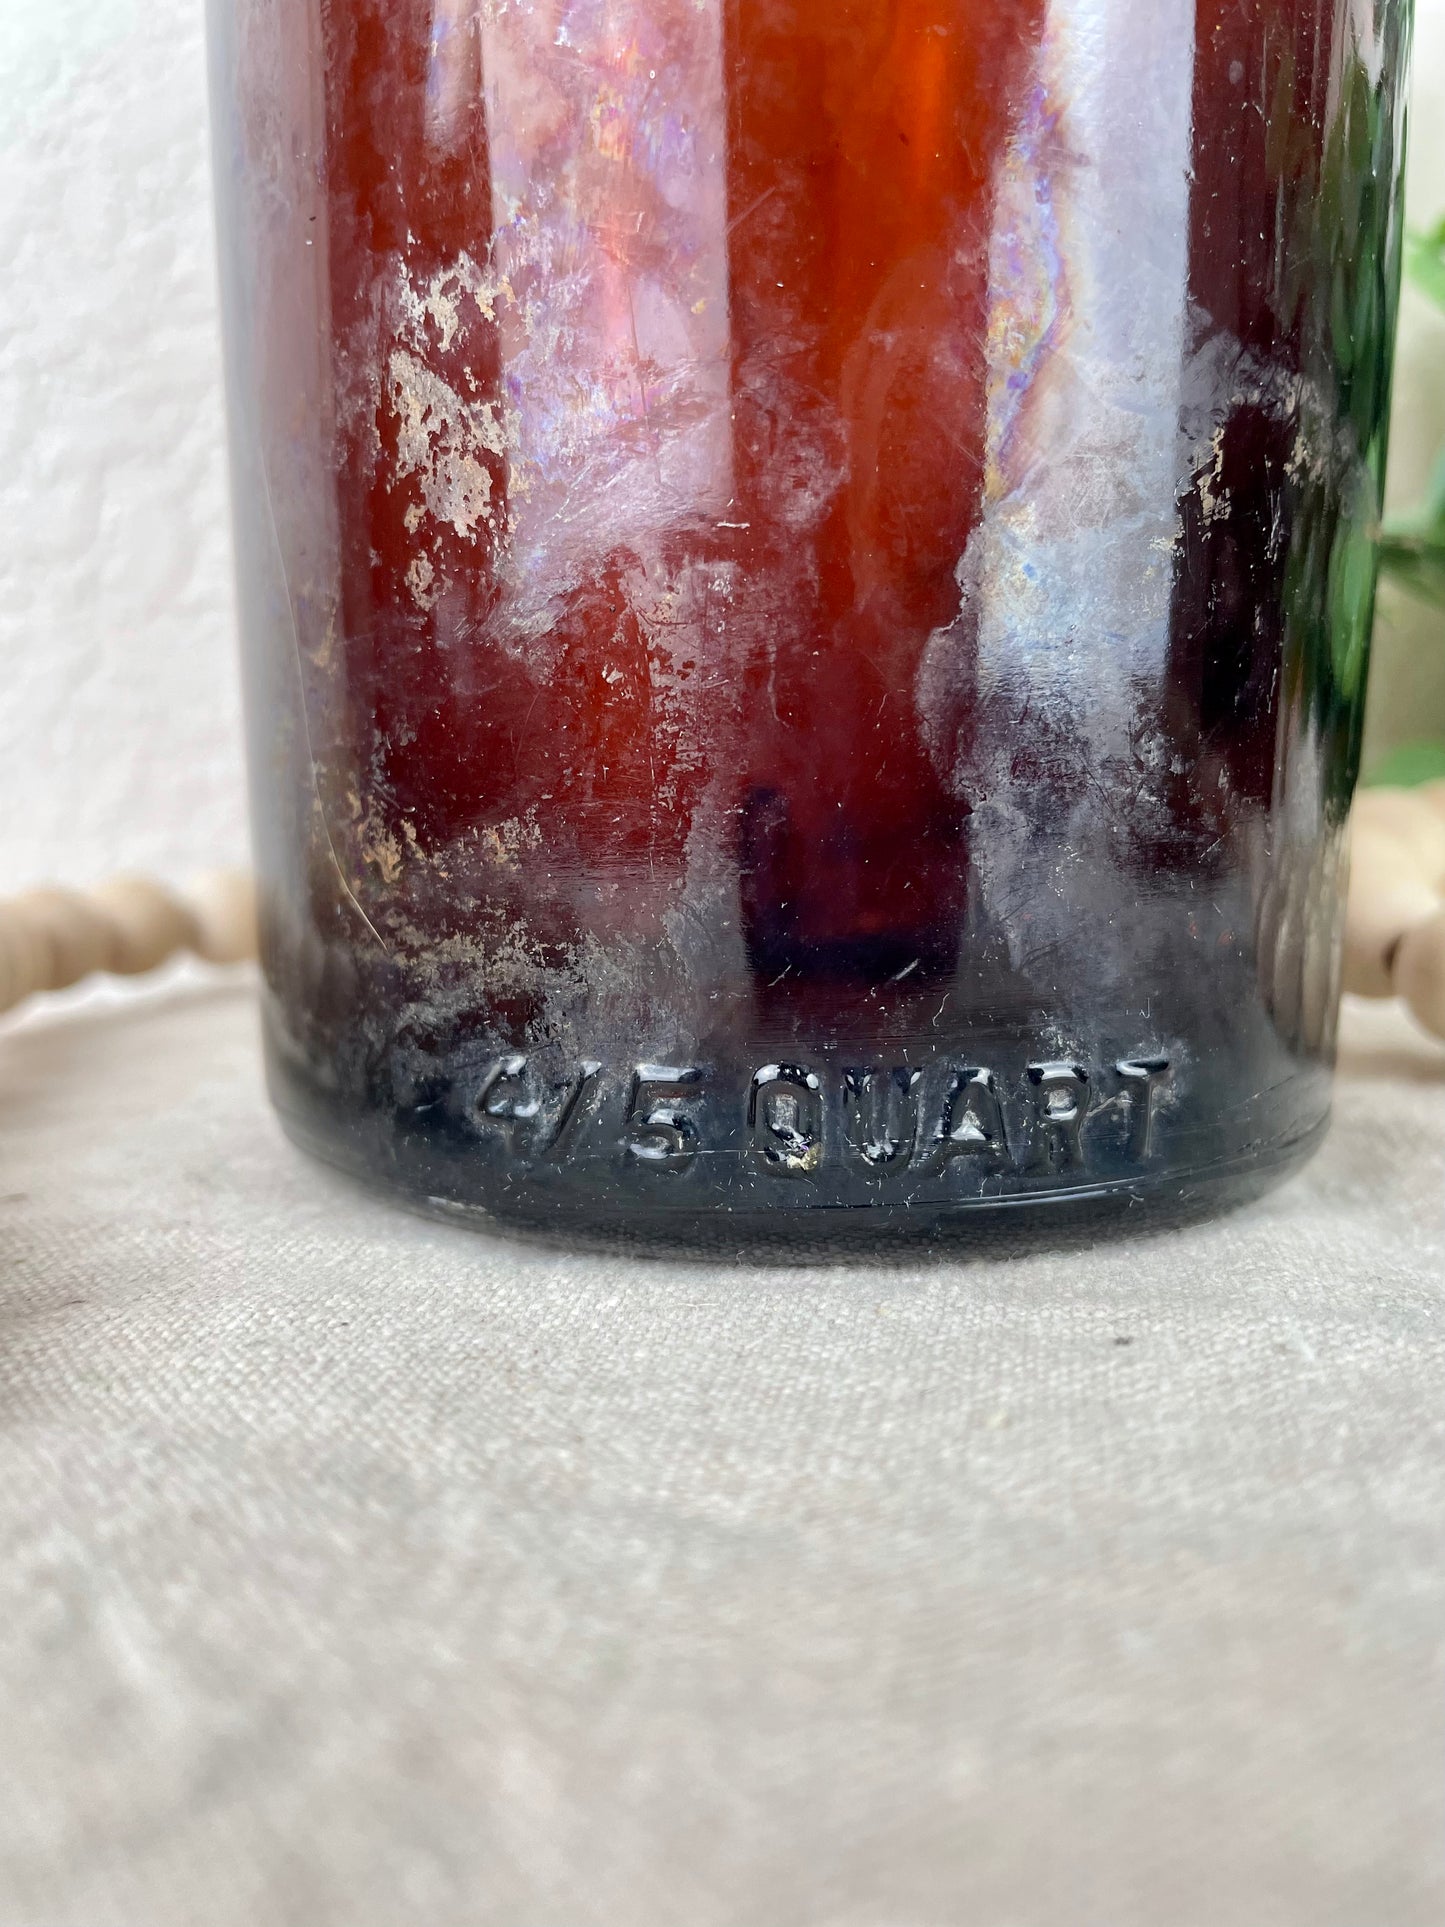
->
xmin=209 ymin=0 xmax=1411 ymax=1244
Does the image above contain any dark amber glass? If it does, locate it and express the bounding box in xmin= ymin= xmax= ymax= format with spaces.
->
xmin=209 ymin=0 xmax=1411 ymax=1245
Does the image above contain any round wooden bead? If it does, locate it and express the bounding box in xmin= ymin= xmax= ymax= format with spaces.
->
xmin=0 ymin=914 xmax=47 ymax=1011
xmin=1343 ymin=863 xmax=1442 ymax=999
xmin=1394 ymin=907 xmax=1445 ymax=1041
xmin=6 ymin=887 xmax=113 ymax=990
xmin=186 ymin=870 xmax=258 ymax=966
xmin=88 ymin=878 xmax=199 ymax=977
xmin=1352 ymin=788 xmax=1445 ymax=886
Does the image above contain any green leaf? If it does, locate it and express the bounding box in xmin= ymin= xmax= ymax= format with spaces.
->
xmin=1377 ymin=531 xmax=1445 ymax=610
xmin=1380 ymin=442 xmax=1445 ymax=610
xmin=1364 ymin=741 xmax=1445 ymax=787
xmin=1380 ymin=450 xmax=1445 ymax=610
xmin=1404 ymin=218 xmax=1445 ymax=310
xmin=1425 ymin=450 xmax=1445 ymax=527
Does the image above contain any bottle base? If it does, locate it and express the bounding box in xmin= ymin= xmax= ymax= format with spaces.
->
xmin=271 ymin=1090 xmax=1328 ymax=1263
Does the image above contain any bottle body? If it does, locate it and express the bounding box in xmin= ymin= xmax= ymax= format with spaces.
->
xmin=210 ymin=0 xmax=1411 ymax=1243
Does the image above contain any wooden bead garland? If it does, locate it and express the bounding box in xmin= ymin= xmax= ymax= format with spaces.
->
xmin=1343 ymin=781 xmax=1445 ymax=1040
xmin=0 ymin=816 xmax=1441 ymax=1043
xmin=0 ymin=872 xmax=257 ymax=1017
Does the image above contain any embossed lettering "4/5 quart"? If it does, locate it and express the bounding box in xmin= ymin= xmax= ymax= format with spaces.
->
xmin=395 ymin=1049 xmax=1173 ymax=1197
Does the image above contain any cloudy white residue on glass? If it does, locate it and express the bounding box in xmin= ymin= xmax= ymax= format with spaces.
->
xmin=920 ymin=0 xmax=1197 ymax=828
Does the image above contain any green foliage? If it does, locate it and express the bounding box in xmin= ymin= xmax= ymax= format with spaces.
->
xmin=1403 ymin=213 xmax=1445 ymax=312
xmin=1378 ymin=451 xmax=1445 ymax=610
xmin=1364 ymin=740 xmax=1445 ymax=787
xmin=1378 ymin=226 xmax=1445 ymax=613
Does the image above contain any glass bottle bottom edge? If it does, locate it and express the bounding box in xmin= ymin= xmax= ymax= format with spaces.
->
xmin=268 ymin=1087 xmax=1329 ymax=1264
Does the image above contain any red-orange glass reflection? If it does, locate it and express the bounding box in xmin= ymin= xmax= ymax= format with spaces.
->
xmin=319 ymin=0 xmax=1047 ymax=981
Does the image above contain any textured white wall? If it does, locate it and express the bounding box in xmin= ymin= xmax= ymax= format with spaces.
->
xmin=0 ymin=0 xmax=243 ymax=892
xmin=1 ymin=0 xmax=1442 ymax=893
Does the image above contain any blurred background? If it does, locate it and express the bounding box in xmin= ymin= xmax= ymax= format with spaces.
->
xmin=1 ymin=0 xmax=1443 ymax=896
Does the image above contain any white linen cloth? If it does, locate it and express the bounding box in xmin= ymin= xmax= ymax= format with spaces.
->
xmin=2 ymin=983 xmax=1443 ymax=1926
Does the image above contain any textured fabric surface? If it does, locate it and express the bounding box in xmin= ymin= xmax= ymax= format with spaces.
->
xmin=1 ymin=983 xmax=1443 ymax=1927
